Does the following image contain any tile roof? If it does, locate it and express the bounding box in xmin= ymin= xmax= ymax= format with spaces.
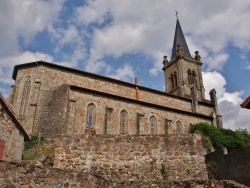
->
xmin=240 ymin=96 xmax=250 ymax=109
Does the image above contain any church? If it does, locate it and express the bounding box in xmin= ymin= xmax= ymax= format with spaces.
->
xmin=8 ymin=19 xmax=222 ymax=138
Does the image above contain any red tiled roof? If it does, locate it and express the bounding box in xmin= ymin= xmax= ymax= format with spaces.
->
xmin=240 ymin=96 xmax=250 ymax=109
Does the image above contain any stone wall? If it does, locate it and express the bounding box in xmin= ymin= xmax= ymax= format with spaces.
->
xmin=13 ymin=65 xmax=196 ymax=112
xmin=205 ymin=146 xmax=250 ymax=186
xmin=9 ymin=63 xmax=220 ymax=137
xmin=67 ymin=89 xmax=212 ymax=135
xmin=2 ymin=160 xmax=247 ymax=188
xmin=53 ymin=134 xmax=208 ymax=182
xmin=0 ymin=100 xmax=25 ymax=160
xmin=34 ymin=84 xmax=69 ymax=137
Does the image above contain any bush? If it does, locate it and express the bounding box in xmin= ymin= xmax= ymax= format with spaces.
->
xmin=23 ymin=135 xmax=54 ymax=160
xmin=189 ymin=123 xmax=250 ymax=153
xmin=24 ymin=134 xmax=45 ymax=150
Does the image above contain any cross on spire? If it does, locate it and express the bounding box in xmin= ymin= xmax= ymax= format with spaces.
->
xmin=175 ymin=10 xmax=179 ymax=20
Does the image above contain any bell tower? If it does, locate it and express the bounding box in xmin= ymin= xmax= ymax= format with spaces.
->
xmin=162 ymin=18 xmax=205 ymax=101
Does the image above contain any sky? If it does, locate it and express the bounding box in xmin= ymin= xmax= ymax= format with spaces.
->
xmin=0 ymin=0 xmax=249 ymax=130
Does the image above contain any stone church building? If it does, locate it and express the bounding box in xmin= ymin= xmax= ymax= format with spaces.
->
xmin=8 ymin=19 xmax=222 ymax=138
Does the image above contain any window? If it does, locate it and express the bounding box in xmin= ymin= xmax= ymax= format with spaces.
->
xmin=174 ymin=71 xmax=177 ymax=89
xmin=86 ymin=103 xmax=95 ymax=128
xmin=176 ymin=121 xmax=182 ymax=134
xmin=187 ymin=69 xmax=196 ymax=85
xmin=150 ymin=116 xmax=157 ymax=135
xmin=19 ymin=76 xmax=31 ymax=115
xmin=169 ymin=74 xmax=173 ymax=91
xmin=120 ymin=110 xmax=128 ymax=134
xmin=169 ymin=71 xmax=178 ymax=91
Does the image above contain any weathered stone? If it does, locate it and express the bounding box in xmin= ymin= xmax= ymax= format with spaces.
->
xmin=0 ymin=172 xmax=5 ymax=178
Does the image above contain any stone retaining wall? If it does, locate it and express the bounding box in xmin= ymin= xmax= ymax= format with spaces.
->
xmin=0 ymin=159 xmax=248 ymax=187
xmin=205 ymin=146 xmax=250 ymax=186
xmin=54 ymin=134 xmax=208 ymax=182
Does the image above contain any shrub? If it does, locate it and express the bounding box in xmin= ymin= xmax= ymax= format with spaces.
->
xmin=160 ymin=163 xmax=168 ymax=180
xmin=189 ymin=123 xmax=250 ymax=153
xmin=24 ymin=134 xmax=45 ymax=150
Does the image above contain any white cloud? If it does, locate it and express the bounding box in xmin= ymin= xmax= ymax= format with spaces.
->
xmin=202 ymin=71 xmax=250 ymax=130
xmin=219 ymin=100 xmax=250 ymax=130
xmin=0 ymin=51 xmax=54 ymax=84
xmin=85 ymin=59 xmax=109 ymax=73
xmin=107 ymin=64 xmax=135 ymax=81
xmin=0 ymin=51 xmax=71 ymax=86
xmin=0 ymin=0 xmax=64 ymax=56
xmin=203 ymin=71 xmax=243 ymax=105
xmin=73 ymin=0 xmax=250 ymax=75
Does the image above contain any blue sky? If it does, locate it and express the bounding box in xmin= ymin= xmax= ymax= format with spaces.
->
xmin=0 ymin=0 xmax=250 ymax=130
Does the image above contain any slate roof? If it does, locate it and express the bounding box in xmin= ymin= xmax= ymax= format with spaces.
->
xmin=0 ymin=93 xmax=30 ymax=141
xmin=170 ymin=19 xmax=193 ymax=62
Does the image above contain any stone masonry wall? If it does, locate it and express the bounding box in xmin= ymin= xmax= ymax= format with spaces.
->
xmin=12 ymin=65 xmax=216 ymax=117
xmin=68 ymin=89 xmax=212 ymax=135
xmin=54 ymin=134 xmax=208 ymax=182
xmin=34 ymin=84 xmax=69 ymax=137
xmin=9 ymin=64 xmax=218 ymax=137
xmin=205 ymin=146 xmax=250 ymax=186
xmin=0 ymin=102 xmax=24 ymax=160
xmin=1 ymin=160 xmax=246 ymax=188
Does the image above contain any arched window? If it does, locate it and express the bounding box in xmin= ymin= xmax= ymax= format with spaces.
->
xmin=86 ymin=103 xmax=95 ymax=128
xmin=187 ymin=70 xmax=196 ymax=85
xmin=174 ymin=71 xmax=177 ymax=89
xmin=150 ymin=116 xmax=157 ymax=135
xmin=120 ymin=110 xmax=128 ymax=134
xmin=170 ymin=72 xmax=178 ymax=91
xmin=176 ymin=121 xmax=182 ymax=134
xmin=19 ymin=76 xmax=31 ymax=115
xmin=169 ymin=74 xmax=173 ymax=91
xmin=187 ymin=69 xmax=191 ymax=85
xmin=192 ymin=71 xmax=196 ymax=85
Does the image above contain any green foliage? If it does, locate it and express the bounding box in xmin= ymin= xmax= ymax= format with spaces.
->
xmin=201 ymin=135 xmax=213 ymax=153
xmin=160 ymin=163 xmax=168 ymax=180
xmin=235 ymin=128 xmax=250 ymax=147
xmin=23 ymin=151 xmax=38 ymax=160
xmin=23 ymin=134 xmax=52 ymax=160
xmin=24 ymin=134 xmax=44 ymax=150
xmin=189 ymin=123 xmax=250 ymax=153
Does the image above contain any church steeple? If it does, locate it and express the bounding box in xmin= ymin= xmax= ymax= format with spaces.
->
xmin=170 ymin=19 xmax=193 ymax=62
xmin=162 ymin=17 xmax=205 ymax=101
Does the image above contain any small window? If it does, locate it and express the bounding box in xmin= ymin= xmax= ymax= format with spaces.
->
xmin=170 ymin=72 xmax=178 ymax=91
xmin=174 ymin=71 xmax=177 ymax=89
xmin=19 ymin=76 xmax=31 ymax=115
xmin=176 ymin=121 xmax=182 ymax=134
xmin=86 ymin=103 xmax=95 ymax=128
xmin=120 ymin=110 xmax=128 ymax=134
xmin=187 ymin=70 xmax=196 ymax=85
xmin=150 ymin=116 xmax=157 ymax=135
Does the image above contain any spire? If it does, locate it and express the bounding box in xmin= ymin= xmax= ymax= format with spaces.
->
xmin=170 ymin=18 xmax=193 ymax=62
